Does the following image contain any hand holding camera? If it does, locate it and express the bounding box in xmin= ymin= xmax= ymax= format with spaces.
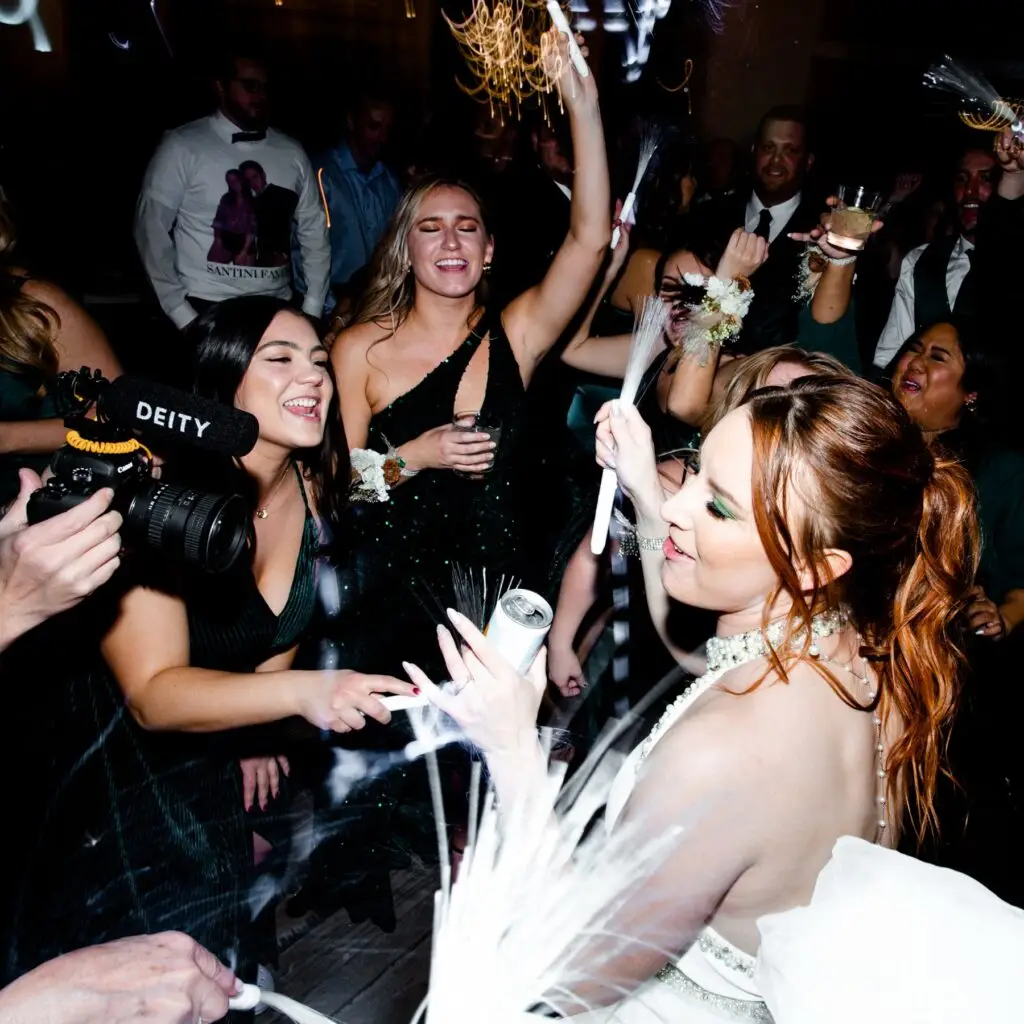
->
xmin=27 ymin=368 xmax=259 ymax=575
xmin=0 ymin=469 xmax=123 ymax=651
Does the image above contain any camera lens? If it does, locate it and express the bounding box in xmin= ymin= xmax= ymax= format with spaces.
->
xmin=124 ymin=482 xmax=249 ymax=573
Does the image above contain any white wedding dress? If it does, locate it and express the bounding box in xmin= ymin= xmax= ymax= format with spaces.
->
xmin=561 ymin=613 xmax=1024 ymax=1023
xmin=563 ymin=614 xmax=849 ymax=1024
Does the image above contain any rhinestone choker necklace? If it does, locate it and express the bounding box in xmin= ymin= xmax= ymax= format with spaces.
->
xmin=704 ymin=607 xmax=846 ymax=675
xmin=639 ymin=608 xmax=847 ymax=766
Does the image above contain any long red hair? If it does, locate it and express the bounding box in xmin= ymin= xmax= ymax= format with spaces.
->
xmin=743 ymin=376 xmax=979 ymax=845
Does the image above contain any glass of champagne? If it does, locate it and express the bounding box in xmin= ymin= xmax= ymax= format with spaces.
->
xmin=826 ymin=185 xmax=883 ymax=252
xmin=452 ymin=411 xmax=501 ymax=478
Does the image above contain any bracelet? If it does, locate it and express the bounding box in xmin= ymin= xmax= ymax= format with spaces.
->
xmin=400 ymin=465 xmax=419 ymax=478
xmin=613 ymin=509 xmax=667 ymax=557
xmin=637 ymin=532 xmax=668 ymax=552
xmin=827 ymin=253 xmax=858 ymax=266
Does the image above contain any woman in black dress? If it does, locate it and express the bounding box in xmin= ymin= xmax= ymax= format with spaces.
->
xmin=332 ymin=35 xmax=609 ymax=677
xmin=2 ymin=297 xmax=414 ymax=993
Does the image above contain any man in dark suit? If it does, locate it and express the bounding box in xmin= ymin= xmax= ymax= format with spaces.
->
xmin=239 ymin=160 xmax=299 ymax=267
xmin=692 ymin=105 xmax=821 ymax=353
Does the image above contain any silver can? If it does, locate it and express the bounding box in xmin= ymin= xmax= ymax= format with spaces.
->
xmin=486 ymin=588 xmax=553 ymax=673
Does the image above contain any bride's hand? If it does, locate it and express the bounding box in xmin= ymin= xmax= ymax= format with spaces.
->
xmin=403 ymin=610 xmax=547 ymax=755
xmin=594 ymin=400 xmax=662 ymax=518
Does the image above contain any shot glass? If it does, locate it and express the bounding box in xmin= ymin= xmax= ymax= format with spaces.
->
xmin=452 ymin=410 xmax=501 ymax=478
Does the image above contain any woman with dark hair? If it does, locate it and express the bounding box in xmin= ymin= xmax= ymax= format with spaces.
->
xmin=332 ymin=34 xmax=608 ymax=674
xmin=2 ymin=297 xmax=414 ymax=996
xmin=409 ymin=374 xmax=978 ymax=1021
xmin=888 ymin=317 xmax=1023 ymax=641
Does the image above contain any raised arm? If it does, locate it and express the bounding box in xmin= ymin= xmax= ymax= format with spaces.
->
xmin=664 ymin=231 xmax=766 ymax=425
xmin=561 ymin=213 xmax=641 ymax=377
xmin=595 ymin=402 xmax=705 ymax=672
xmin=503 ymin=34 xmax=610 ymax=376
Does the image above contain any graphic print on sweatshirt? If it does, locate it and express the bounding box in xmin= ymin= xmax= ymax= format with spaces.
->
xmin=206 ymin=160 xmax=298 ymax=273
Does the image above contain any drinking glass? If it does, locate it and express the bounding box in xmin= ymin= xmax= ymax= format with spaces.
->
xmin=452 ymin=410 xmax=501 ymax=478
xmin=826 ymin=185 xmax=883 ymax=252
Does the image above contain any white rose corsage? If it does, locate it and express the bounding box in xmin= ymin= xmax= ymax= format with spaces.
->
xmin=675 ymin=273 xmax=754 ymax=366
xmin=349 ymin=442 xmax=411 ymax=503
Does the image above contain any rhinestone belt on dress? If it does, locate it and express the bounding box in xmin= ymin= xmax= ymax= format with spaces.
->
xmin=654 ymin=963 xmax=774 ymax=1023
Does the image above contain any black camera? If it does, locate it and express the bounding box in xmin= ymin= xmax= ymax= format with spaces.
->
xmin=27 ymin=369 xmax=252 ymax=573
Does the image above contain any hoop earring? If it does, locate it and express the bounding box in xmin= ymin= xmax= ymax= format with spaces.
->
xmin=964 ymin=396 xmax=978 ymax=413
xmin=483 ymin=262 xmax=492 ymax=275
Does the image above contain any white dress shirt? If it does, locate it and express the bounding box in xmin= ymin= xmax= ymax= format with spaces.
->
xmin=872 ymin=235 xmax=974 ymax=368
xmin=744 ymin=191 xmax=802 ymax=244
xmin=134 ymin=111 xmax=330 ymax=329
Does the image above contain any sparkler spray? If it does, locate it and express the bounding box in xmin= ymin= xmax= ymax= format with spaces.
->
xmin=923 ymin=55 xmax=1024 ymax=140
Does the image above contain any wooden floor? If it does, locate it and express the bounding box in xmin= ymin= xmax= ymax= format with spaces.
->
xmin=265 ymin=864 xmax=437 ymax=1024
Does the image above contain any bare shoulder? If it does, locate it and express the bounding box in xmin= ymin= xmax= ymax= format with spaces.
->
xmin=641 ymin=660 xmax=827 ymax=793
xmin=19 ymin=276 xmax=71 ymax=313
xmin=331 ymin=319 xmax=391 ymax=369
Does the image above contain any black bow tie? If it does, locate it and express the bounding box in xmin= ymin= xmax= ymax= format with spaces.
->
xmin=232 ymin=130 xmax=266 ymax=144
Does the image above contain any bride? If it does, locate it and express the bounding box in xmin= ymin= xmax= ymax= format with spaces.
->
xmin=406 ymin=374 xmax=979 ymax=1021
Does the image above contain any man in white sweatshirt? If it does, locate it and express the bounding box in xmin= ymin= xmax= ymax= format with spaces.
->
xmin=135 ymin=49 xmax=330 ymax=331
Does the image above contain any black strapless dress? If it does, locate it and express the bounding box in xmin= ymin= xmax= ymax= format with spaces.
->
xmin=1 ymin=471 xmax=319 ymax=993
xmin=345 ymin=309 xmax=529 ymax=677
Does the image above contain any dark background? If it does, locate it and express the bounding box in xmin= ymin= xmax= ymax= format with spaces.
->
xmin=1 ymin=0 xmax=1023 ymax=297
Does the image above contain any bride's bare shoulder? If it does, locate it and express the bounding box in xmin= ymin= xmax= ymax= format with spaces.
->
xmin=639 ymin=660 xmax=827 ymax=788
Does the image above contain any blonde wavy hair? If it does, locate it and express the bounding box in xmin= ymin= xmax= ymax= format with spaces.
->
xmin=703 ymin=347 xmax=854 ymax=433
xmin=0 ymin=198 xmax=60 ymax=394
xmin=353 ymin=174 xmax=491 ymax=336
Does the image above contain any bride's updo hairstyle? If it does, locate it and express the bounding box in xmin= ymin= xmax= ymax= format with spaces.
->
xmin=744 ymin=375 xmax=978 ymax=845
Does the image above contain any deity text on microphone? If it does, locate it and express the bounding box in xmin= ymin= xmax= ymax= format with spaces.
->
xmin=135 ymin=401 xmax=211 ymax=439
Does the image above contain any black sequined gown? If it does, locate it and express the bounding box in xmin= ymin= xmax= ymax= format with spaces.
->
xmin=346 ymin=309 xmax=529 ymax=678
xmin=2 ymin=471 xmax=319 ymax=992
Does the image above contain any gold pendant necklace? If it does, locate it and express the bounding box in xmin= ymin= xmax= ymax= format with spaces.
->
xmin=255 ymin=465 xmax=291 ymax=520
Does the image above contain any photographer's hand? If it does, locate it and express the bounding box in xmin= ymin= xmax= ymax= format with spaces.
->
xmin=0 ymin=469 xmax=123 ymax=651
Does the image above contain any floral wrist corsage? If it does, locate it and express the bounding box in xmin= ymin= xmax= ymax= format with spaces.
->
xmin=349 ymin=442 xmax=410 ymax=503
xmin=672 ymin=273 xmax=754 ymax=366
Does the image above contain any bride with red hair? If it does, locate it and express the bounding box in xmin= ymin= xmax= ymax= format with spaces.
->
xmin=408 ymin=373 xmax=979 ymax=1022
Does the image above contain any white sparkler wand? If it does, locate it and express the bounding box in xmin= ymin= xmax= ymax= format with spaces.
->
xmin=229 ymin=983 xmax=337 ymax=1022
xmin=923 ymin=54 xmax=1024 ymax=140
xmin=591 ymin=296 xmax=669 ymax=556
xmin=546 ymin=0 xmax=590 ymax=78
xmin=610 ymin=126 xmax=662 ymax=249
